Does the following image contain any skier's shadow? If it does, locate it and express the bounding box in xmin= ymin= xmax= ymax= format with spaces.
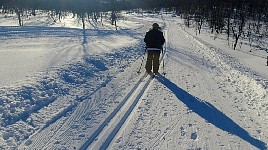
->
xmin=156 ymin=74 xmax=267 ymax=149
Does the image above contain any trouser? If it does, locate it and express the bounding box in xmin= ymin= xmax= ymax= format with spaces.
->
xmin=145 ymin=50 xmax=161 ymax=73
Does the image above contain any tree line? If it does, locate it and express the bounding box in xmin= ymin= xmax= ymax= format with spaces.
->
xmin=0 ymin=0 xmax=179 ymax=23
xmin=0 ymin=0 xmax=124 ymax=27
xmin=0 ymin=0 xmax=267 ymax=50
xmin=176 ymin=0 xmax=268 ymax=50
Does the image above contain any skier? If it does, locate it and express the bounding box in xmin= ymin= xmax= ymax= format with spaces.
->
xmin=144 ymin=23 xmax=165 ymax=75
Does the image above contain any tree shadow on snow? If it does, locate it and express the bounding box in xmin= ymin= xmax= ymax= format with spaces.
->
xmin=156 ymin=74 xmax=267 ymax=149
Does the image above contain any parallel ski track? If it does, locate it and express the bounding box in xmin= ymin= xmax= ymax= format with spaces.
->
xmin=80 ymin=73 xmax=154 ymax=150
xmin=80 ymin=22 xmax=168 ymax=149
xmin=81 ymin=49 xmax=167 ymax=150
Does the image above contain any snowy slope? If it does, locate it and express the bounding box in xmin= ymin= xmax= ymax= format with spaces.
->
xmin=111 ymin=19 xmax=268 ymax=150
xmin=0 ymin=12 xmax=268 ymax=149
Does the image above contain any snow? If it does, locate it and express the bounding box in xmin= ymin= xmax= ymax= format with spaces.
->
xmin=0 ymin=11 xmax=268 ymax=149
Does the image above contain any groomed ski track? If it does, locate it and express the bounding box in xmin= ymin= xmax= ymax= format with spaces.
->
xmin=81 ymin=73 xmax=154 ymax=149
xmin=17 ymin=15 xmax=268 ymax=150
xmin=21 ymin=58 xmax=161 ymax=150
xmin=17 ymin=15 xmax=167 ymax=150
xmin=80 ymin=20 xmax=168 ymax=150
xmin=81 ymin=50 xmax=167 ymax=149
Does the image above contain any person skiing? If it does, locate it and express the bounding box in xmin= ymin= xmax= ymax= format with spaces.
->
xmin=144 ymin=23 xmax=165 ymax=75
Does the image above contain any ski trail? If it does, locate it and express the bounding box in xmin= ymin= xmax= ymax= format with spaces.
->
xmin=82 ymin=21 xmax=169 ymax=149
xmin=109 ymin=17 xmax=268 ymax=150
xmin=150 ymin=116 xmax=182 ymax=149
xmin=80 ymin=74 xmax=154 ymax=149
xmin=19 ymin=52 xmax=147 ymax=149
xmin=16 ymin=17 xmax=158 ymax=149
xmin=82 ymin=27 xmax=168 ymax=149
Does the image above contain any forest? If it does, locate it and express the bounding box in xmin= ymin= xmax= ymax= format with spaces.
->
xmin=0 ymin=0 xmax=268 ymax=50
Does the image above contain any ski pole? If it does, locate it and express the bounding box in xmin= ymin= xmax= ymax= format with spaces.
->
xmin=137 ymin=48 xmax=147 ymax=73
xmin=162 ymin=45 xmax=167 ymax=75
xmin=162 ymin=30 xmax=167 ymax=75
xmin=162 ymin=55 xmax=166 ymax=75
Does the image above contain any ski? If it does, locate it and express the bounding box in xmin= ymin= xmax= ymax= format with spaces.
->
xmin=150 ymin=72 xmax=161 ymax=78
xmin=139 ymin=71 xmax=160 ymax=81
xmin=139 ymin=71 xmax=150 ymax=81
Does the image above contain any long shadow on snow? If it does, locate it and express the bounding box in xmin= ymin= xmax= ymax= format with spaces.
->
xmin=155 ymin=74 xmax=267 ymax=150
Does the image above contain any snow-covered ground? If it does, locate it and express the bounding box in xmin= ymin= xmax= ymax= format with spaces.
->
xmin=0 ymin=12 xmax=268 ymax=149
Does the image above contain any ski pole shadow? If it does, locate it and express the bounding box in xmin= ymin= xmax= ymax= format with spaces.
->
xmin=82 ymin=28 xmax=90 ymax=58
xmin=155 ymin=74 xmax=267 ymax=150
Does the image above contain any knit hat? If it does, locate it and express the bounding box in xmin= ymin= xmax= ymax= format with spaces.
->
xmin=152 ymin=23 xmax=159 ymax=29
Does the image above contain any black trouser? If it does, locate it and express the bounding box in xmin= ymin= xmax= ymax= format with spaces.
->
xmin=145 ymin=50 xmax=161 ymax=73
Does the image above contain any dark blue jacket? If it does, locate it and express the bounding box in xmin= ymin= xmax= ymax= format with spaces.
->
xmin=144 ymin=29 xmax=165 ymax=49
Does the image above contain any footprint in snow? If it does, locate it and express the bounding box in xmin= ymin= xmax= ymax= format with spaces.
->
xmin=190 ymin=132 xmax=198 ymax=140
xmin=180 ymin=127 xmax=186 ymax=136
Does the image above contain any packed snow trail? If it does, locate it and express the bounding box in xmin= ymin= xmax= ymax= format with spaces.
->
xmin=13 ymin=14 xmax=268 ymax=150
xmin=110 ymin=18 xmax=268 ymax=149
xmin=15 ymin=14 xmax=165 ymax=149
xmin=85 ymin=52 xmax=167 ymax=149
xmin=82 ymin=73 xmax=154 ymax=150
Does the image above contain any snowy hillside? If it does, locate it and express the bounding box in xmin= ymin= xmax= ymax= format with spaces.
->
xmin=0 ymin=12 xmax=268 ymax=149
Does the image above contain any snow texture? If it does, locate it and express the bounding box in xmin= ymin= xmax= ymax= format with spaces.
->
xmin=0 ymin=12 xmax=268 ymax=149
